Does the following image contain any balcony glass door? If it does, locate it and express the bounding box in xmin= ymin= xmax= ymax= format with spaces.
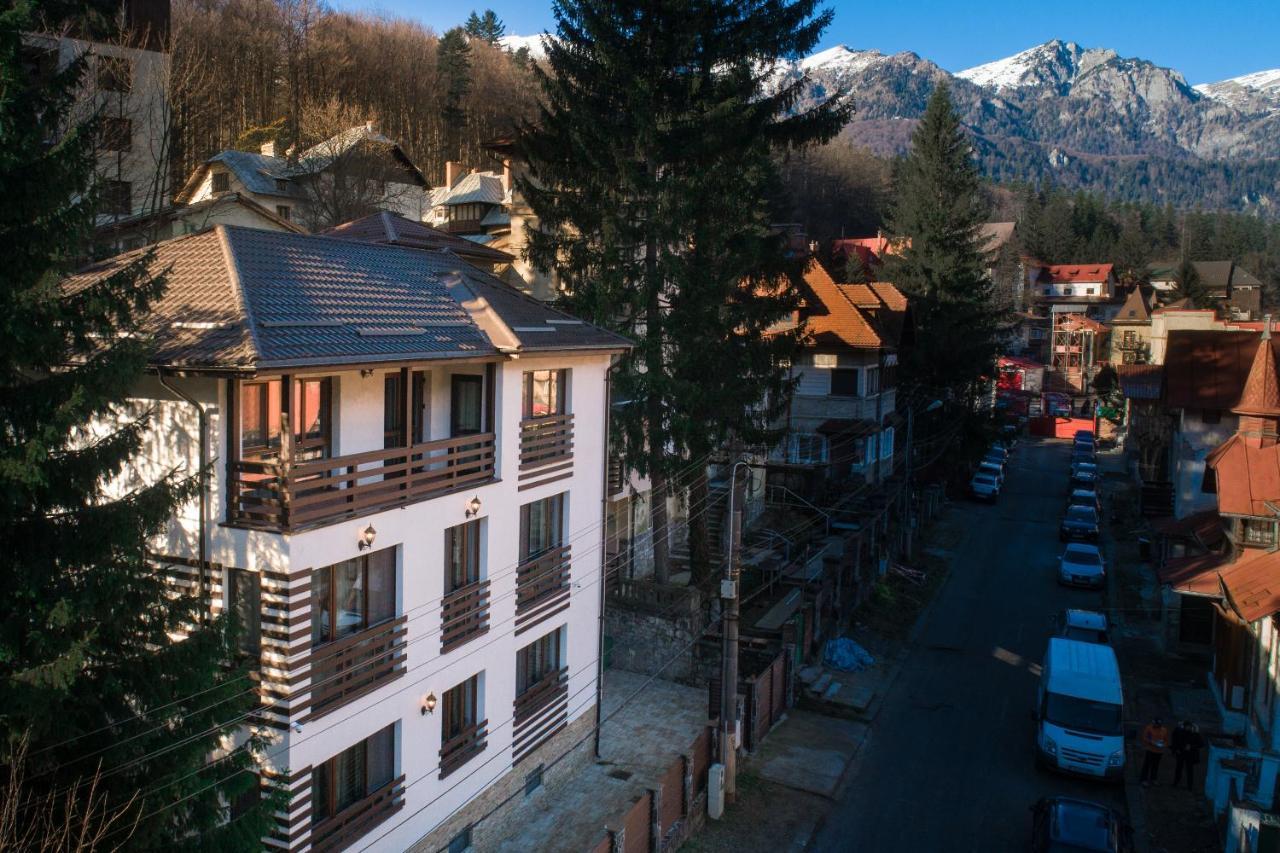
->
xmin=451 ymin=375 xmax=483 ymax=437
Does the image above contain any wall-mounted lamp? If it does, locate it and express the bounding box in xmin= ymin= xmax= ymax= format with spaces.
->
xmin=360 ymin=368 xmax=375 ymax=378
xmin=464 ymin=496 xmax=482 ymax=518
xmin=357 ymin=524 xmax=377 ymax=551
xmin=421 ymin=692 xmax=437 ymax=716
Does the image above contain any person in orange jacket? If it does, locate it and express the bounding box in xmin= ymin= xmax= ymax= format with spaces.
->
xmin=1140 ymin=717 xmax=1170 ymax=786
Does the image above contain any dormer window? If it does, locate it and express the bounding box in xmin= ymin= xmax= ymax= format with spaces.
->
xmin=1063 ymin=286 xmax=1073 ymax=297
xmin=1242 ymin=518 xmax=1276 ymax=548
xmin=211 ymin=171 xmax=230 ymax=193
xmin=275 ymin=178 xmax=289 ymax=193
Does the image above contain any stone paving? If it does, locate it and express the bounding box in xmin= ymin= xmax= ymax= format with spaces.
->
xmin=491 ymin=670 xmax=709 ymax=853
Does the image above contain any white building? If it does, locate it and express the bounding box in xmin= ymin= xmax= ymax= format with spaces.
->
xmin=67 ymin=224 xmax=629 ymax=852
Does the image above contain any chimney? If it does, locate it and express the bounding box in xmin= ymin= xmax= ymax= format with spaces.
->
xmin=502 ymin=159 xmax=512 ymax=197
xmin=260 ymin=140 xmax=276 ymax=157
xmin=445 ymin=161 xmax=462 ymax=188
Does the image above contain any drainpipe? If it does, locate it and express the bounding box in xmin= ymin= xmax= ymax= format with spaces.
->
xmin=596 ymin=356 xmax=621 ymax=759
xmin=158 ymin=372 xmax=210 ymax=623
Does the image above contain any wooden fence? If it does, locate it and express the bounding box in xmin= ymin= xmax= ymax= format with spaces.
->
xmin=589 ymin=726 xmax=714 ymax=852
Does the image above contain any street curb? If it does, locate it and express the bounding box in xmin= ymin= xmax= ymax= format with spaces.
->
xmin=802 ymin=506 xmax=969 ymax=849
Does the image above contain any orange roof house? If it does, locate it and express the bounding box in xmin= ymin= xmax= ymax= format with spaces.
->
xmin=1205 ymin=329 xmax=1280 ymax=517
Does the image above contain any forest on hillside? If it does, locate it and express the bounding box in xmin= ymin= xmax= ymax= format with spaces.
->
xmin=168 ymin=0 xmax=537 ymax=185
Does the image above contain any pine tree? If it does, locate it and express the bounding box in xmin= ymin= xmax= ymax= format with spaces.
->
xmin=463 ymin=9 xmax=505 ymax=44
xmin=437 ymin=27 xmax=472 ymax=161
xmin=519 ymin=0 xmax=847 ymax=584
xmin=1175 ymin=257 xmax=1213 ymax=309
xmin=883 ymin=83 xmax=999 ymax=403
xmin=0 ymin=3 xmax=274 ymax=849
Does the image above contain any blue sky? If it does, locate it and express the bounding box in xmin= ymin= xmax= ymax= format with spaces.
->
xmin=331 ymin=0 xmax=1280 ymax=85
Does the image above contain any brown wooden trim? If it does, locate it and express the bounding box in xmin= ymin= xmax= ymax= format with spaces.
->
xmin=514 ymin=717 xmax=567 ymax=766
xmin=305 ymin=617 xmax=407 ymax=720
xmin=440 ymin=579 xmax=491 ymax=654
xmin=518 ymin=459 xmax=574 ymax=478
xmin=513 ymin=669 xmax=568 ymax=726
xmin=515 ymin=545 xmax=572 ymax=633
xmin=439 ymin=720 xmax=488 ymax=779
xmin=309 ymin=776 xmax=404 ymax=853
xmin=517 ymin=470 xmax=575 ymax=492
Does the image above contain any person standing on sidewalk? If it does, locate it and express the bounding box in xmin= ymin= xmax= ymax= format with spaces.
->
xmin=1172 ymin=721 xmax=1206 ymax=792
xmin=1140 ymin=717 xmax=1170 ymax=786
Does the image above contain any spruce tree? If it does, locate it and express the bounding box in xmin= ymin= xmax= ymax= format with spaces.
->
xmin=0 ymin=3 xmax=274 ymax=849
xmin=463 ymin=9 xmax=505 ymax=44
xmin=1175 ymin=257 xmax=1212 ymax=309
xmin=519 ymin=0 xmax=848 ymax=584
xmin=437 ymin=27 xmax=472 ymax=161
xmin=883 ymin=83 xmax=999 ymax=404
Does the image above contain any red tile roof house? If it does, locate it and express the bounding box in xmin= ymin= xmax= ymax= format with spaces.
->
xmin=1158 ymin=328 xmax=1280 ymax=829
xmin=65 ymin=223 xmax=631 ymax=853
xmin=767 ymin=260 xmax=907 ymax=490
xmin=1026 ymin=263 xmax=1120 ymax=394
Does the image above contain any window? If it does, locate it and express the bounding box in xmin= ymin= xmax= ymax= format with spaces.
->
xmin=522 ymin=369 xmax=567 ymax=419
xmin=1243 ymin=519 xmax=1276 ymax=548
xmin=97 ymin=55 xmax=132 ymax=93
xmin=447 ymin=827 xmax=473 ymax=853
xmin=451 ymin=374 xmax=484 ymax=437
xmin=1043 ymin=287 xmax=1052 ymax=296
xmin=864 ymin=367 xmax=881 ymax=397
xmin=1085 ymin=287 xmax=1096 ymax=295
xmin=20 ymin=44 xmax=58 ymax=88
xmin=228 ymin=569 xmax=261 ymax=659
xmin=524 ymin=765 xmax=544 ymax=797
xmin=275 ymin=178 xmax=289 ymax=193
xmin=1123 ymin=330 xmax=1136 ymax=345
xmin=520 ymin=494 xmax=565 ymax=561
xmin=311 ymin=547 xmax=396 ymax=647
xmin=445 ymin=519 xmax=482 ymax=594
xmin=211 ymin=171 xmax=230 ymax=193
xmin=99 ymin=116 xmax=132 ymax=152
xmin=1063 ymin=287 xmax=1074 ymax=296
xmin=787 ymin=433 xmax=828 ymax=465
xmin=880 ymin=426 xmax=895 ymax=460
xmin=384 ymin=371 xmax=428 ymax=448
xmin=830 ymin=369 xmax=859 ymax=397
xmin=276 ymin=205 xmax=291 ymax=221
xmin=812 ymin=353 xmax=838 ymax=369
xmin=516 ymin=628 xmax=564 ymax=696
xmin=100 ymin=180 xmax=131 ymax=216
xmin=442 ymin=674 xmax=479 ymax=743
xmin=312 ymin=724 xmax=395 ymax=826
xmin=240 ymin=378 xmax=331 ymax=460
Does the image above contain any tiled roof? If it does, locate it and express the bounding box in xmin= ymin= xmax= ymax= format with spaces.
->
xmin=1205 ymin=433 xmax=1280 ymax=517
xmin=798 ymin=261 xmax=885 ymax=349
xmin=63 ymin=226 xmax=628 ymax=370
xmin=1040 ymin=263 xmax=1113 ymax=284
xmin=1112 ymin=286 xmax=1152 ymax=324
xmin=1234 ymin=334 xmax=1280 ymax=418
xmin=203 ymin=150 xmax=297 ymax=199
xmin=1116 ymin=364 xmax=1163 ymax=401
xmin=1158 ymin=552 xmax=1225 ymax=597
xmin=1220 ymin=547 xmax=1280 ymax=622
xmin=1163 ymin=330 xmax=1271 ymax=410
xmin=322 ymin=212 xmax=513 ymax=263
xmin=1151 ymin=509 xmax=1225 ymax=549
xmin=439 ymin=171 xmax=506 ymax=206
xmin=1195 ymin=260 xmax=1263 ymax=292
xmin=869 ymin=282 xmax=908 ymax=312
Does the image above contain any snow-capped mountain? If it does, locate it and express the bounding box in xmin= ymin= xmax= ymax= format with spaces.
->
xmin=1195 ymin=69 xmax=1280 ymax=114
xmin=957 ymin=40 xmax=1111 ymax=93
xmin=497 ymin=33 xmax=551 ymax=60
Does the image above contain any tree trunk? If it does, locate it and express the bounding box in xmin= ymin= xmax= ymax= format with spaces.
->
xmin=687 ymin=467 xmax=710 ymax=588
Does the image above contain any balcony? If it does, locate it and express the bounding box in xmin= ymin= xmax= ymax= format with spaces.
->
xmin=229 ymin=433 xmax=496 ymax=532
xmin=439 ymin=719 xmax=488 ymax=779
xmin=515 ymin=544 xmax=571 ymax=635
xmin=306 ymin=616 xmax=408 ymax=720
xmin=512 ymin=667 xmax=569 ymax=764
xmin=440 ymin=579 xmax=491 ymax=653
xmin=518 ymin=414 xmax=574 ymax=487
xmin=309 ymin=777 xmax=405 ymax=853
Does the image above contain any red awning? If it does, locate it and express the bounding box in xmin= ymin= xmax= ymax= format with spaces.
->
xmin=1159 ymin=552 xmax=1225 ymax=596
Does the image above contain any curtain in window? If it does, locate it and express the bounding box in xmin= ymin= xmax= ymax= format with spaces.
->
xmin=520 ymin=495 xmax=563 ymax=561
xmin=366 ymin=549 xmax=395 ymax=624
xmin=312 ymin=567 xmax=332 ymax=646
xmin=334 ymin=559 xmax=364 ymax=639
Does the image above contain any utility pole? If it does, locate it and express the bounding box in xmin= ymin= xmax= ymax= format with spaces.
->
xmin=719 ymin=457 xmax=747 ymax=803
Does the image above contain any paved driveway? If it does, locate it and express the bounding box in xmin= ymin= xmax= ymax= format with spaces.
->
xmin=811 ymin=438 xmax=1126 ymax=852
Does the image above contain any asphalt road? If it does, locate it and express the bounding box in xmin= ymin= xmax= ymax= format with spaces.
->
xmin=811 ymin=438 xmax=1126 ymax=852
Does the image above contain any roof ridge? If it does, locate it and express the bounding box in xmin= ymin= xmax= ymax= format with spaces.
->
xmin=380 ymin=210 xmax=397 ymax=243
xmin=215 ymin=226 xmax=263 ymax=364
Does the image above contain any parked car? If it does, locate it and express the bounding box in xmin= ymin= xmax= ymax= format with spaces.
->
xmin=1030 ymin=797 xmax=1132 ymax=852
xmin=1058 ymin=542 xmax=1106 ymax=587
xmin=1071 ymin=450 xmax=1095 ymax=469
xmin=983 ymin=451 xmax=1008 ymax=472
xmin=987 ymin=443 xmax=1009 ymax=463
xmin=1034 ymin=640 xmax=1125 ymax=781
xmin=1049 ymin=401 xmax=1071 ymax=417
xmin=978 ymin=460 xmax=1005 ymax=488
xmin=1060 ymin=505 xmax=1100 ymax=542
xmin=1067 ymin=488 xmax=1103 ymax=517
xmin=1074 ymin=429 xmax=1095 ymax=443
xmin=1070 ymin=464 xmax=1100 ymax=489
xmin=970 ymin=472 xmax=1000 ymax=502
xmin=1055 ymin=609 xmax=1110 ymax=644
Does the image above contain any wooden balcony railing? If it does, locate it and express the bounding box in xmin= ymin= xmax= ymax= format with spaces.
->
xmin=439 ymin=719 xmax=488 ymax=779
xmin=519 ymin=414 xmax=574 ymax=471
xmin=512 ymin=668 xmax=569 ymax=764
xmin=607 ymin=453 xmax=625 ymax=495
xmin=440 ymin=579 xmax=491 ymax=654
xmin=307 ymin=616 xmax=407 ymax=720
xmin=309 ymin=776 xmax=405 ymax=853
xmin=229 ymin=432 xmax=496 ymax=532
xmin=514 ymin=544 xmax=571 ymax=635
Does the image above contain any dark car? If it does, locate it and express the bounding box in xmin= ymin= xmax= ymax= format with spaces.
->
xmin=1067 ymin=488 xmax=1103 ymax=517
xmin=1000 ymin=424 xmax=1019 ymax=449
xmin=1060 ymin=504 xmax=1100 ymax=542
xmin=1074 ymin=430 xmax=1095 ymax=442
xmin=1030 ymin=796 xmax=1132 ymax=852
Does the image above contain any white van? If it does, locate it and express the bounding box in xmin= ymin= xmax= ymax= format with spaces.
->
xmin=1034 ymin=638 xmax=1124 ymax=780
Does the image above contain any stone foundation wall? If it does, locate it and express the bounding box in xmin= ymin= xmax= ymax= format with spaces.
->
xmin=605 ymin=590 xmax=708 ymax=685
xmin=406 ymin=708 xmax=596 ymax=853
